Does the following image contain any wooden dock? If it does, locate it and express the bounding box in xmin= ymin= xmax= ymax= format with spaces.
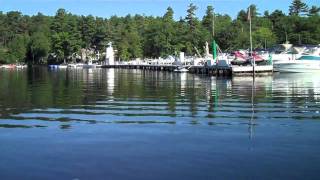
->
xmin=101 ymin=64 xmax=273 ymax=76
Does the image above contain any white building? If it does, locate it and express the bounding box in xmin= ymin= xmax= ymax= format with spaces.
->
xmin=106 ymin=42 xmax=115 ymax=65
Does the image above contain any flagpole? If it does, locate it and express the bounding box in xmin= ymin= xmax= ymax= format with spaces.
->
xmin=249 ymin=7 xmax=255 ymax=77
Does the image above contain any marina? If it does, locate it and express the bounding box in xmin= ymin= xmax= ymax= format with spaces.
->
xmin=43 ymin=40 xmax=320 ymax=76
xmin=0 ymin=0 xmax=319 ymax=179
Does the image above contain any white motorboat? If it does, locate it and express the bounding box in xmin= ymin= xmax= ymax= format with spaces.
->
xmin=174 ymin=66 xmax=189 ymax=73
xmin=271 ymin=51 xmax=302 ymax=62
xmin=76 ymin=63 xmax=84 ymax=68
xmin=68 ymin=63 xmax=98 ymax=69
xmin=270 ymin=42 xmax=304 ymax=63
xmin=16 ymin=64 xmax=27 ymax=69
xmin=274 ymin=46 xmax=320 ymax=73
xmin=273 ymin=60 xmax=320 ymax=73
xmin=58 ymin=64 xmax=68 ymax=68
xmin=49 ymin=64 xmax=67 ymax=69
xmin=1 ymin=64 xmax=16 ymax=69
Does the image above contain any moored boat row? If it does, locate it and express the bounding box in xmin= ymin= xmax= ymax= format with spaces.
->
xmin=48 ymin=63 xmax=102 ymax=69
xmin=0 ymin=64 xmax=27 ymax=69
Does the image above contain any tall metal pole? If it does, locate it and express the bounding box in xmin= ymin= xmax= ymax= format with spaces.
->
xmin=249 ymin=6 xmax=255 ymax=139
xmin=285 ymin=31 xmax=287 ymax=42
xmin=249 ymin=7 xmax=255 ymax=77
xmin=212 ymin=7 xmax=215 ymax=38
xmin=212 ymin=7 xmax=217 ymax=62
xmin=249 ymin=73 xmax=255 ymax=139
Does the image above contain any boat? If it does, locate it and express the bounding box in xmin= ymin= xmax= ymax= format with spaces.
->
xmin=274 ymin=45 xmax=320 ymax=73
xmin=270 ymin=42 xmax=304 ymax=62
xmin=67 ymin=64 xmax=77 ymax=68
xmin=48 ymin=65 xmax=58 ymax=69
xmin=58 ymin=64 xmax=68 ymax=69
xmin=1 ymin=64 xmax=16 ymax=69
xmin=174 ymin=66 xmax=189 ymax=73
xmin=231 ymin=50 xmax=266 ymax=65
xmin=231 ymin=50 xmax=249 ymax=65
xmin=16 ymin=64 xmax=27 ymax=69
xmin=274 ymin=59 xmax=320 ymax=73
xmin=76 ymin=63 xmax=84 ymax=68
xmin=297 ymin=46 xmax=320 ymax=60
xmin=95 ymin=64 xmax=102 ymax=68
xmin=68 ymin=63 xmax=95 ymax=69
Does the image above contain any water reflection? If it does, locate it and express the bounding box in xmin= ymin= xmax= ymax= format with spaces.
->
xmin=180 ymin=72 xmax=187 ymax=96
xmin=107 ymin=68 xmax=115 ymax=96
xmin=0 ymin=68 xmax=320 ymax=130
xmin=273 ymin=73 xmax=320 ymax=100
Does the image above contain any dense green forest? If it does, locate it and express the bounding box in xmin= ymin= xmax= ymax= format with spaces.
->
xmin=0 ymin=0 xmax=319 ymax=64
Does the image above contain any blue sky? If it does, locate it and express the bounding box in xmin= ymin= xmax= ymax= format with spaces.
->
xmin=0 ymin=0 xmax=318 ymax=19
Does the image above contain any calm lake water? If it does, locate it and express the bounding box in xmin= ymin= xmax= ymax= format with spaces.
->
xmin=0 ymin=67 xmax=320 ymax=179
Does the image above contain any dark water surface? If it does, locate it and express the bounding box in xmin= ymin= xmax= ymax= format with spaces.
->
xmin=0 ymin=67 xmax=320 ymax=179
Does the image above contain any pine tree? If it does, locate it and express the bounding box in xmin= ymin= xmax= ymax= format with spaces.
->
xmin=289 ymin=0 xmax=309 ymax=16
xmin=185 ymin=3 xmax=200 ymax=55
xmin=162 ymin=7 xmax=175 ymax=56
xmin=202 ymin=6 xmax=214 ymax=34
xmin=79 ymin=15 xmax=96 ymax=49
xmin=308 ymin=6 xmax=320 ymax=16
xmin=186 ymin=3 xmax=198 ymax=31
xmin=163 ymin=7 xmax=174 ymax=21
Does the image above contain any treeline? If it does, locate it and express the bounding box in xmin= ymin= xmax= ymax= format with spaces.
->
xmin=0 ymin=0 xmax=319 ymax=64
